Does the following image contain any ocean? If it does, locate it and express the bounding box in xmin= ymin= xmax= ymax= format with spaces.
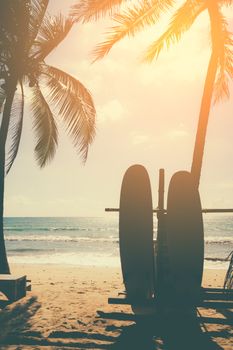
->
xmin=4 ymin=215 xmax=233 ymax=270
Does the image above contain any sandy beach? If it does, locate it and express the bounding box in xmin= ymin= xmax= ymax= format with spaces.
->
xmin=0 ymin=264 xmax=231 ymax=349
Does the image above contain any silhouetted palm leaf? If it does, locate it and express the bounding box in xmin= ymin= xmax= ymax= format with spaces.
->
xmin=5 ymin=82 xmax=24 ymax=174
xmin=71 ymin=0 xmax=125 ymax=22
xmin=0 ymin=2 xmax=14 ymax=48
xmin=0 ymin=1 xmax=30 ymax=72
xmin=42 ymin=65 xmax=96 ymax=161
xmin=221 ymin=0 xmax=233 ymax=5
xmin=143 ymin=0 xmax=206 ymax=62
xmin=1 ymin=2 xmax=96 ymax=171
xmin=0 ymin=1 xmax=22 ymax=39
xmin=213 ymin=18 xmax=233 ymax=102
xmin=91 ymin=0 xmax=174 ymax=61
xmin=34 ymin=14 xmax=73 ymax=60
xmin=28 ymin=0 xmax=49 ymax=48
xmin=30 ymin=84 xmax=58 ymax=167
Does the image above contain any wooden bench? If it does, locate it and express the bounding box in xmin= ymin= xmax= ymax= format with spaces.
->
xmin=0 ymin=275 xmax=30 ymax=301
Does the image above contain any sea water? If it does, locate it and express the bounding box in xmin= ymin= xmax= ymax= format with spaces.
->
xmin=4 ymin=215 xmax=233 ymax=269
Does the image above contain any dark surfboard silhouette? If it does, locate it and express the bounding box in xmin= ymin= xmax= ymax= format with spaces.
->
xmin=119 ymin=165 xmax=154 ymax=301
xmin=166 ymin=171 xmax=204 ymax=304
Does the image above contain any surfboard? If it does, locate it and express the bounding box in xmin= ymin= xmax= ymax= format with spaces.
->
xmin=166 ymin=171 xmax=204 ymax=304
xmin=119 ymin=164 xmax=154 ymax=302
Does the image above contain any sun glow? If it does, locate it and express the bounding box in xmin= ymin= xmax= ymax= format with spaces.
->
xmin=4 ymin=1 xmax=233 ymax=217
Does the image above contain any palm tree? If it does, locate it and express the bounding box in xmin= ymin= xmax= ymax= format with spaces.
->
xmin=72 ymin=0 xmax=233 ymax=188
xmin=0 ymin=0 xmax=96 ymax=273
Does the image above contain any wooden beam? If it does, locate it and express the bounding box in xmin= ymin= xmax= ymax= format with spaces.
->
xmin=105 ymin=208 xmax=233 ymax=213
xmin=202 ymin=287 xmax=233 ymax=293
xmin=158 ymin=169 xmax=165 ymax=212
xmin=108 ymin=294 xmax=233 ymax=307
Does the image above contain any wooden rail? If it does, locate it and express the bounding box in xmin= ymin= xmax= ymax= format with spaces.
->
xmin=105 ymin=208 xmax=233 ymax=213
xmin=106 ymin=168 xmax=233 ymax=214
xmin=108 ymin=288 xmax=233 ymax=308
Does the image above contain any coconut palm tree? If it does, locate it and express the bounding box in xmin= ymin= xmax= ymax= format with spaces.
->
xmin=0 ymin=0 xmax=96 ymax=273
xmin=72 ymin=0 xmax=233 ymax=188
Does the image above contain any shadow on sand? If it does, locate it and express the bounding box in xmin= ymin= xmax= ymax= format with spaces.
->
xmin=94 ymin=309 xmax=230 ymax=350
xmin=0 ymin=296 xmax=41 ymax=346
xmin=0 ymin=304 xmax=231 ymax=349
xmin=46 ymin=309 xmax=232 ymax=349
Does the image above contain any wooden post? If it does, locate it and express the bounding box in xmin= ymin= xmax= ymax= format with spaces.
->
xmin=155 ymin=169 xmax=168 ymax=302
xmin=158 ymin=169 xmax=165 ymax=213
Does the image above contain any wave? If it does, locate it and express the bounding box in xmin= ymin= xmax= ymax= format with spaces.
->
xmin=8 ymin=252 xmax=120 ymax=267
xmin=8 ymin=248 xmax=44 ymax=252
xmin=4 ymin=234 xmax=233 ymax=244
xmin=5 ymin=227 xmax=81 ymax=232
xmin=7 ymin=252 xmax=229 ymax=268
xmin=5 ymin=235 xmax=119 ymax=243
xmin=205 ymin=236 xmax=233 ymax=244
xmin=4 ymin=226 xmax=118 ymax=232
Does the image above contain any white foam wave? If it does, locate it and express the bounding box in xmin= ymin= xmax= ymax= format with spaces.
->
xmin=205 ymin=236 xmax=233 ymax=244
xmin=8 ymin=252 xmax=120 ymax=267
xmin=5 ymin=234 xmax=233 ymax=244
xmin=4 ymin=226 xmax=117 ymax=232
xmin=8 ymin=252 xmax=228 ymax=269
xmin=5 ymin=234 xmax=119 ymax=243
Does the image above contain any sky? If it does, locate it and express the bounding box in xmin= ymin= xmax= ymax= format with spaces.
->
xmin=4 ymin=0 xmax=233 ymax=217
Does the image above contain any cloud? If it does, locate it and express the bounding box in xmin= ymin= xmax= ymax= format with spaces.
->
xmin=130 ymin=131 xmax=150 ymax=146
xmin=165 ymin=124 xmax=189 ymax=140
xmin=97 ymin=99 xmax=127 ymax=123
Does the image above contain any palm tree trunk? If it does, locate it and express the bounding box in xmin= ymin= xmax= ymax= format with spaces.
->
xmin=190 ymin=52 xmax=218 ymax=188
xmin=191 ymin=2 xmax=220 ymax=188
xmin=0 ymin=78 xmax=17 ymax=274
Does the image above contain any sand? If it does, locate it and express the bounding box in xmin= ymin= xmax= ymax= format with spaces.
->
xmin=0 ymin=264 xmax=232 ymax=349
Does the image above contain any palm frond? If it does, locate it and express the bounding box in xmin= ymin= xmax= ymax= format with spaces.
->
xmin=30 ymin=83 xmax=58 ymax=167
xmin=33 ymin=14 xmax=73 ymax=60
xmin=0 ymin=1 xmax=29 ymax=54
xmin=28 ymin=0 xmax=49 ymax=49
xmin=0 ymin=1 xmax=22 ymax=38
xmin=219 ymin=0 xmax=233 ymax=6
xmin=0 ymin=1 xmax=15 ymax=42
xmin=0 ymin=1 xmax=47 ymax=64
xmin=41 ymin=65 xmax=96 ymax=162
xmin=213 ymin=69 xmax=230 ymax=103
xmin=15 ymin=1 xmax=30 ymax=41
xmin=91 ymin=0 xmax=175 ymax=62
xmin=213 ymin=31 xmax=233 ymax=103
xmin=208 ymin=7 xmax=233 ymax=103
xmin=5 ymin=81 xmax=24 ymax=174
xmin=143 ymin=0 xmax=206 ymax=62
xmin=71 ymin=0 xmax=124 ymax=23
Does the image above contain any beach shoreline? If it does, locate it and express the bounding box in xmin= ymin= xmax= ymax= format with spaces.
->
xmin=0 ymin=264 xmax=232 ymax=349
